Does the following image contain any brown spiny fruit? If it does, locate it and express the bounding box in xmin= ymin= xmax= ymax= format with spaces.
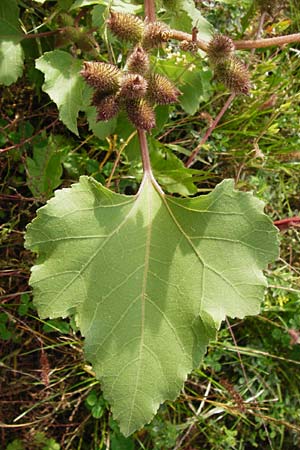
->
xmin=94 ymin=94 xmax=120 ymax=121
xmin=80 ymin=61 xmax=121 ymax=93
xmin=214 ymin=57 xmax=250 ymax=95
xmin=142 ymin=21 xmax=171 ymax=49
xmin=148 ymin=74 xmax=181 ymax=104
xmin=126 ymin=46 xmax=150 ymax=74
xmin=91 ymin=89 xmax=107 ymax=107
xmin=180 ymin=40 xmax=198 ymax=53
xmin=126 ymin=99 xmax=156 ymax=131
xmin=107 ymin=11 xmax=144 ymax=43
xmin=120 ymin=73 xmax=148 ymax=100
xmin=207 ymin=34 xmax=235 ymax=65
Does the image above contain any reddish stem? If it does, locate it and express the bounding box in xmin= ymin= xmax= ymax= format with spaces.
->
xmin=170 ymin=29 xmax=300 ymax=52
xmin=144 ymin=0 xmax=156 ymax=22
xmin=138 ymin=129 xmax=152 ymax=176
xmin=0 ymin=119 xmax=59 ymax=154
xmin=234 ymin=33 xmax=300 ymax=49
xmin=274 ymin=217 xmax=300 ymax=231
xmin=22 ymin=29 xmax=62 ymax=39
xmin=185 ymin=93 xmax=235 ymax=168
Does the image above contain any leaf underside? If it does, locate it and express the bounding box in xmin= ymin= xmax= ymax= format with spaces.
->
xmin=25 ymin=176 xmax=279 ymax=435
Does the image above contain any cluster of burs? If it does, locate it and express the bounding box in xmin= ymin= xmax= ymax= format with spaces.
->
xmin=81 ymin=11 xmax=181 ymax=131
xmin=81 ymin=11 xmax=250 ymax=131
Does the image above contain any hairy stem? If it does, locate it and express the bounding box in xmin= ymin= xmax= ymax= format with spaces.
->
xmin=136 ymin=0 xmax=156 ymax=181
xmin=144 ymin=0 xmax=156 ymax=22
xmin=22 ymin=29 xmax=62 ymax=39
xmin=170 ymin=29 xmax=300 ymax=52
xmin=234 ymin=32 xmax=300 ymax=49
xmin=185 ymin=93 xmax=235 ymax=168
xmin=170 ymin=29 xmax=208 ymax=51
xmin=138 ymin=129 xmax=152 ymax=176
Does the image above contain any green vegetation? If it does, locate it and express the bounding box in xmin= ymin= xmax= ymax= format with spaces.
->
xmin=1 ymin=0 xmax=300 ymax=448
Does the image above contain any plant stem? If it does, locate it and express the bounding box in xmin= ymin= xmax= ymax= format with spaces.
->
xmin=22 ymin=29 xmax=62 ymax=39
xmin=136 ymin=0 xmax=156 ymax=183
xmin=0 ymin=118 xmax=59 ymax=154
xmin=170 ymin=29 xmax=300 ymax=52
xmin=144 ymin=0 xmax=156 ymax=22
xmin=255 ymin=12 xmax=267 ymax=42
xmin=138 ymin=129 xmax=152 ymax=176
xmin=234 ymin=32 xmax=300 ymax=49
xmin=170 ymin=29 xmax=208 ymax=51
xmin=185 ymin=93 xmax=235 ymax=168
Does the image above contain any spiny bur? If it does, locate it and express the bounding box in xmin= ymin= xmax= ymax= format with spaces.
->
xmin=207 ymin=34 xmax=235 ymax=65
xmin=126 ymin=46 xmax=150 ymax=75
xmin=107 ymin=11 xmax=144 ymax=43
xmin=214 ymin=57 xmax=250 ymax=95
xmin=148 ymin=74 xmax=181 ymax=105
xmin=180 ymin=40 xmax=198 ymax=53
xmin=80 ymin=62 xmax=121 ymax=93
xmin=142 ymin=21 xmax=171 ymax=49
xmin=93 ymin=94 xmax=120 ymax=121
xmin=120 ymin=74 xmax=148 ymax=100
xmin=126 ymin=99 xmax=156 ymax=131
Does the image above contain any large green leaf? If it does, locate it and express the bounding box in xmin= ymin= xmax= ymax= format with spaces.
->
xmin=25 ymin=175 xmax=279 ymax=435
xmin=0 ymin=0 xmax=24 ymax=85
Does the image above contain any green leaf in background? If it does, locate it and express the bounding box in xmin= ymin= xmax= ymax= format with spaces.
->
xmin=35 ymin=50 xmax=86 ymax=136
xmin=70 ymin=0 xmax=142 ymax=14
xmin=85 ymin=104 xmax=118 ymax=139
xmin=69 ymin=0 xmax=102 ymax=9
xmin=155 ymin=54 xmax=213 ymax=115
xmin=5 ymin=440 xmax=24 ymax=450
xmin=162 ymin=0 xmax=212 ymax=39
xmin=110 ymin=418 xmax=135 ymax=450
xmin=150 ymin=144 xmax=200 ymax=196
xmin=26 ymin=134 xmax=71 ymax=199
xmin=0 ymin=0 xmax=24 ymax=85
xmin=179 ymin=67 xmax=212 ymax=115
xmin=25 ymin=174 xmax=279 ymax=435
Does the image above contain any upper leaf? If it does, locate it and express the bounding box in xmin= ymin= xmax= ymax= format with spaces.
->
xmin=35 ymin=50 xmax=117 ymax=138
xmin=161 ymin=0 xmax=212 ymax=39
xmin=0 ymin=0 xmax=24 ymax=85
xmin=25 ymin=175 xmax=279 ymax=435
xmin=36 ymin=50 xmax=86 ymax=136
xmin=70 ymin=0 xmax=142 ymax=14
